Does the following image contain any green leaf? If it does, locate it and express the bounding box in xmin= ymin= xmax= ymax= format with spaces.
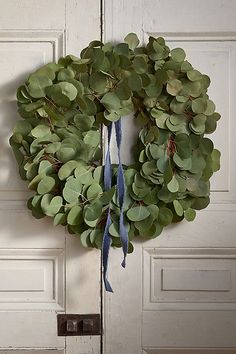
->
xmin=200 ymin=138 xmax=214 ymax=155
xmin=181 ymin=61 xmax=193 ymax=72
xmin=184 ymin=208 xmax=196 ymax=221
xmin=152 ymin=110 xmax=169 ymax=129
xmin=46 ymin=82 xmax=77 ymax=106
xmin=89 ymin=229 xmax=103 ymax=248
xmin=87 ymin=183 xmax=103 ymax=200
xmin=104 ymin=110 xmax=120 ymax=122
xmin=187 ymin=69 xmax=202 ymax=81
xmin=167 ymin=79 xmax=183 ymax=96
xmin=93 ymin=166 xmax=103 ymax=182
xmin=192 ymin=197 xmax=210 ymax=210
xmin=56 ymin=143 xmax=77 ymax=163
xmin=101 ymin=92 xmax=121 ymax=112
xmin=170 ymin=48 xmax=186 ymax=62
xmin=205 ymin=100 xmax=216 ymax=116
xmin=128 ymin=72 xmax=142 ymax=91
xmin=158 ymin=207 xmax=173 ymax=226
xmin=13 ymin=120 xmax=32 ymax=136
xmin=211 ymin=149 xmax=221 ymax=172
xmin=124 ymin=33 xmax=140 ymax=50
xmin=54 ymin=212 xmax=67 ymax=225
xmin=89 ymin=72 xmax=107 ymax=93
xmin=84 ymin=130 xmax=100 ymax=147
xmin=175 ymin=134 xmax=191 ymax=158
xmin=38 ymin=160 xmax=53 ymax=176
xmin=157 ymin=156 xmax=168 ymax=173
xmin=100 ymin=186 xmax=115 ymax=204
xmin=116 ymin=80 xmax=132 ymax=100
xmin=74 ymin=165 xmax=93 ymax=184
xmin=31 ymin=125 xmax=50 ymax=138
xmin=167 ymin=175 xmax=179 ymax=193
xmin=109 ymin=222 xmax=120 ymax=237
xmin=173 ymin=200 xmax=184 ymax=216
xmin=57 ymin=82 xmax=78 ymax=100
xmin=57 ymin=68 xmax=75 ymax=81
xmin=192 ymin=98 xmax=208 ymax=114
xmin=74 ymin=114 xmax=95 ymax=131
xmin=67 ymin=205 xmax=82 ymax=225
xmin=84 ymin=201 xmax=102 ymax=221
xmin=127 ymin=205 xmax=150 ymax=222
xmin=114 ymin=43 xmax=129 ymax=56
xmin=28 ymin=74 xmax=52 ymax=98
xmin=205 ymin=116 xmax=217 ymax=133
xmin=41 ymin=194 xmax=63 ymax=217
xmin=37 ymin=176 xmax=55 ymax=194
xmin=133 ymin=56 xmax=148 ymax=74
xmin=45 ymin=142 xmax=61 ymax=154
xmin=63 ymin=177 xmax=82 ymax=203
xmin=58 ymin=160 xmax=79 ymax=180
xmin=142 ymin=160 xmax=157 ymax=176
xmin=80 ymin=229 xmax=92 ymax=248
xmin=173 ymin=153 xmax=192 ymax=170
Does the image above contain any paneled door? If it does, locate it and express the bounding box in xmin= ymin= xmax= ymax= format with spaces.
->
xmin=0 ymin=1 xmax=101 ymax=353
xmin=103 ymin=0 xmax=236 ymax=353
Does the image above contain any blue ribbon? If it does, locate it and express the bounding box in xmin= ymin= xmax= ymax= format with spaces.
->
xmin=102 ymin=123 xmax=113 ymax=292
xmin=114 ymin=120 xmax=129 ymax=268
xmin=102 ymin=118 xmax=129 ymax=292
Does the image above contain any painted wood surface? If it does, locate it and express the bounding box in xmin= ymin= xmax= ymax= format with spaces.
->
xmin=0 ymin=0 xmax=101 ymax=352
xmin=103 ymin=0 xmax=236 ymax=353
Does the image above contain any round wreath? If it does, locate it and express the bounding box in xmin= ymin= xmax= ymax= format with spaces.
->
xmin=10 ymin=33 xmax=220 ymax=283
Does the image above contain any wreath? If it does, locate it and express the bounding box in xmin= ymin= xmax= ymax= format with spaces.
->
xmin=10 ymin=33 xmax=220 ymax=291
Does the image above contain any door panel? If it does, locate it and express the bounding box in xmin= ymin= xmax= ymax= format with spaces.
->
xmin=0 ymin=0 xmax=101 ymax=352
xmin=103 ymin=0 xmax=236 ymax=353
xmin=0 ymin=31 xmax=63 ymax=201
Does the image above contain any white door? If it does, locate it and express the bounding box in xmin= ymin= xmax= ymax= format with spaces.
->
xmin=103 ymin=1 xmax=236 ymax=353
xmin=0 ymin=1 xmax=101 ymax=353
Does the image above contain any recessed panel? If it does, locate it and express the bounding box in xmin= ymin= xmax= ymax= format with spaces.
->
xmin=165 ymin=40 xmax=230 ymax=194
xmin=0 ymin=311 xmax=64 ymax=348
xmin=0 ymin=249 xmax=64 ymax=310
xmin=142 ymin=310 xmax=236 ymax=348
xmin=0 ymin=266 xmax=45 ymax=291
xmin=0 ymin=32 xmax=63 ymax=200
xmin=143 ymin=248 xmax=236 ymax=310
xmin=161 ymin=268 xmax=231 ymax=292
xmin=141 ymin=35 xmax=236 ymax=203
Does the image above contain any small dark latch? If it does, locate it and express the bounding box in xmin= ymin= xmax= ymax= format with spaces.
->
xmin=57 ymin=314 xmax=101 ymax=336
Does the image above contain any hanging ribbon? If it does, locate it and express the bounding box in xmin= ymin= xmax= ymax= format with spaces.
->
xmin=102 ymin=118 xmax=129 ymax=292
xmin=102 ymin=123 xmax=113 ymax=292
xmin=114 ymin=119 xmax=129 ymax=268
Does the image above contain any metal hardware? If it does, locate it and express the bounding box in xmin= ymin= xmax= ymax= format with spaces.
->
xmin=82 ymin=318 xmax=94 ymax=333
xmin=57 ymin=314 xmax=101 ymax=336
xmin=66 ymin=319 xmax=78 ymax=332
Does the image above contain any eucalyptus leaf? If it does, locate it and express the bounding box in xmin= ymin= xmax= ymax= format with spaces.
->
xmin=124 ymin=33 xmax=140 ymax=50
xmin=41 ymin=195 xmax=63 ymax=217
xmin=67 ymin=205 xmax=82 ymax=225
xmin=127 ymin=205 xmax=150 ymax=221
xmin=37 ymin=176 xmax=55 ymax=194
xmin=63 ymin=177 xmax=82 ymax=203
xmin=58 ymin=160 xmax=79 ymax=180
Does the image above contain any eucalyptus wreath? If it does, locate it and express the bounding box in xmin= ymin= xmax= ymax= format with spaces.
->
xmin=10 ymin=33 xmax=220 ymax=254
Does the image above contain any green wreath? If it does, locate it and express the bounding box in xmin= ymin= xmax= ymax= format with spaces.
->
xmin=10 ymin=33 xmax=220 ymax=255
